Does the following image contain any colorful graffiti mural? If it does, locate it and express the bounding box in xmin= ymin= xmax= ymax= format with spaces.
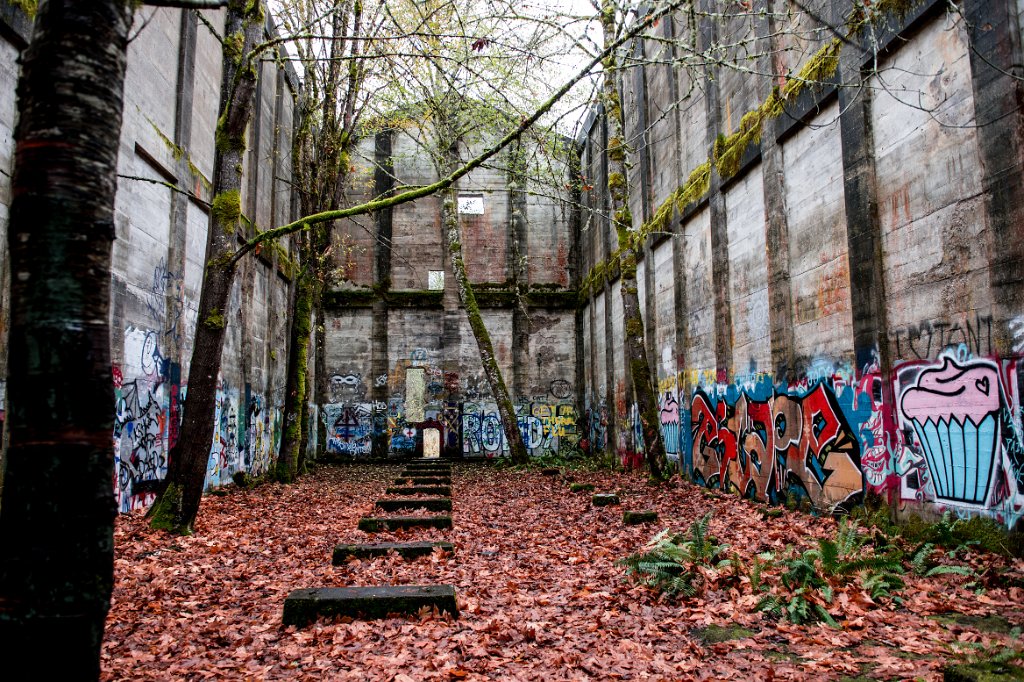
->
xmin=461 ymin=401 xmax=579 ymax=457
xmin=893 ymin=347 xmax=1024 ymax=527
xmin=323 ymin=402 xmax=374 ymax=455
xmin=690 ymin=380 xmax=864 ymax=512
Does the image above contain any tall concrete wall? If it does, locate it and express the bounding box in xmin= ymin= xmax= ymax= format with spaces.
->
xmin=0 ymin=5 xmax=299 ymax=512
xmin=579 ymin=0 xmax=1024 ymax=529
xmin=324 ymin=127 xmax=580 ymax=459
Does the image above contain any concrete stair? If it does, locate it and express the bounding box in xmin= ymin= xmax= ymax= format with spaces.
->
xmin=283 ymin=585 xmax=458 ymax=625
xmin=376 ymin=497 xmax=452 ymax=512
xmin=386 ymin=486 xmax=451 ymax=496
xmin=332 ymin=541 xmax=454 ymax=563
xmin=358 ymin=515 xmax=452 ymax=532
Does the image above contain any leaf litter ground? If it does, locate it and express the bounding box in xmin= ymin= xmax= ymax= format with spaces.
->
xmin=102 ymin=463 xmax=1024 ymax=680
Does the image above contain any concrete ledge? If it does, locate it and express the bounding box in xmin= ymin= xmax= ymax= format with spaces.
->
xmin=400 ymin=469 xmax=451 ymax=477
xmin=332 ymin=541 xmax=454 ymax=563
xmin=283 ymin=585 xmax=459 ymax=625
xmin=592 ymin=493 xmax=620 ymax=507
xmin=623 ymin=510 xmax=659 ymax=525
xmin=386 ymin=486 xmax=452 ymax=496
xmin=376 ymin=497 xmax=452 ymax=512
xmin=358 ymin=515 xmax=453 ymax=532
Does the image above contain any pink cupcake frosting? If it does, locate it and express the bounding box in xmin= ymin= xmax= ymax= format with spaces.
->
xmin=900 ymin=357 xmax=1000 ymax=425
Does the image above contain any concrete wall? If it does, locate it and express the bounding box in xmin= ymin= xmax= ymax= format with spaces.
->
xmin=0 ymin=5 xmax=299 ymax=512
xmin=324 ymin=127 xmax=580 ymax=459
xmin=578 ymin=0 xmax=1024 ymax=529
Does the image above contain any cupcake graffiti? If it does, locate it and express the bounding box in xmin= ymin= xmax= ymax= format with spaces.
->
xmin=895 ymin=348 xmax=1024 ymax=522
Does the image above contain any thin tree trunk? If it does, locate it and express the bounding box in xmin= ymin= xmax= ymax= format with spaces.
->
xmin=440 ymin=145 xmax=529 ymax=465
xmin=149 ymin=0 xmax=264 ymax=534
xmin=600 ymin=2 xmax=666 ymax=479
xmin=276 ymin=241 xmax=314 ymax=482
xmin=0 ymin=0 xmax=133 ymax=673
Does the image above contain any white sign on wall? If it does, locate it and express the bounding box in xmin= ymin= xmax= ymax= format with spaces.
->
xmin=458 ymin=195 xmax=484 ymax=215
xmin=428 ymin=270 xmax=445 ymax=290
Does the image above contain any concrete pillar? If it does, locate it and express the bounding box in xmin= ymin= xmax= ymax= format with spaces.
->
xmin=701 ymin=8 xmax=733 ymax=385
xmin=965 ymin=0 xmax=1024 ymax=355
xmin=371 ymin=130 xmax=394 ymax=458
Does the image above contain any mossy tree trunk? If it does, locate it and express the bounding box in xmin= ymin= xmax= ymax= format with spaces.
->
xmin=600 ymin=1 xmax=666 ymax=479
xmin=0 ymin=0 xmax=132 ymax=674
xmin=440 ymin=142 xmax=529 ymax=465
xmin=276 ymin=233 xmax=314 ymax=482
xmin=149 ymin=0 xmax=264 ymax=534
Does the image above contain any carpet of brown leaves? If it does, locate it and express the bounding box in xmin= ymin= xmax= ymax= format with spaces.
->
xmin=101 ymin=463 xmax=1024 ymax=680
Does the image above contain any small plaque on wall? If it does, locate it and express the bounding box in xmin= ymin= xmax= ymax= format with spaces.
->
xmin=428 ymin=270 xmax=445 ymax=290
xmin=458 ymin=195 xmax=484 ymax=215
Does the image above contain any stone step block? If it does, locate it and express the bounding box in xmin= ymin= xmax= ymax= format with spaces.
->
xmin=623 ymin=510 xmax=659 ymax=525
xmin=376 ymin=497 xmax=452 ymax=512
xmin=358 ymin=515 xmax=453 ymax=532
xmin=569 ymin=483 xmax=595 ymax=493
xmin=385 ymin=486 xmax=452 ymax=496
xmin=541 ymin=468 xmax=561 ymax=476
xmin=592 ymin=493 xmax=621 ymax=507
xmin=283 ymin=585 xmax=459 ymax=625
xmin=400 ymin=470 xmax=450 ymax=478
xmin=394 ymin=477 xmax=451 ymax=486
xmin=332 ymin=541 xmax=454 ymax=563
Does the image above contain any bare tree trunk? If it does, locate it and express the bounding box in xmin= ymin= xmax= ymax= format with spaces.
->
xmin=0 ymin=0 xmax=133 ymax=673
xmin=440 ymin=144 xmax=528 ymax=465
xmin=600 ymin=2 xmax=665 ymax=479
xmin=149 ymin=0 xmax=264 ymax=534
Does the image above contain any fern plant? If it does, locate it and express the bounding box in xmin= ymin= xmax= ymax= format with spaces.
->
xmin=618 ymin=512 xmax=730 ymax=597
xmin=909 ymin=542 xmax=976 ymax=578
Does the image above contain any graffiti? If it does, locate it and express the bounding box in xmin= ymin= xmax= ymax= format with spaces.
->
xmin=374 ymin=374 xmax=388 ymax=387
xmin=1011 ymin=316 xmax=1024 ymax=355
xmin=691 ymin=382 xmax=863 ymax=512
xmin=660 ymin=392 xmax=681 ymax=458
xmin=892 ymin=313 xmax=993 ymax=360
xmin=410 ymin=348 xmax=427 ymax=366
xmin=209 ymin=380 xmax=239 ymax=487
xmin=143 ymin=258 xmax=187 ymax=344
xmin=247 ymin=394 xmax=274 ymax=475
xmin=895 ymin=350 xmax=1023 ymax=524
xmin=324 ymin=402 xmax=373 ymax=455
xmin=587 ymin=398 xmax=608 ymax=451
xmin=462 ymin=401 xmax=579 ymax=456
xmin=328 ymin=372 xmax=366 ymax=403
xmin=549 ymin=379 xmax=572 ymax=400
xmin=442 ymin=402 xmax=461 ymax=452
xmin=114 ymin=375 xmax=167 ymax=512
xmin=445 ymin=372 xmax=460 ymax=394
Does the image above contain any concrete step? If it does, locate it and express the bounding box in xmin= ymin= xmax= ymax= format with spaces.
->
xmin=376 ymin=497 xmax=452 ymax=512
xmin=393 ymin=477 xmax=451 ymax=486
xmin=385 ymin=486 xmax=452 ymax=496
xmin=623 ymin=510 xmax=659 ymax=525
xmin=283 ymin=585 xmax=458 ymax=625
xmin=358 ymin=515 xmax=453 ymax=532
xmin=592 ymin=493 xmax=621 ymax=506
xmin=399 ymin=470 xmax=450 ymax=478
xmin=332 ymin=541 xmax=454 ymax=563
